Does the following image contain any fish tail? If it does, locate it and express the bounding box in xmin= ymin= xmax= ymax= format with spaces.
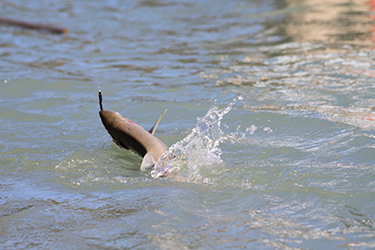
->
xmin=99 ymin=90 xmax=103 ymax=111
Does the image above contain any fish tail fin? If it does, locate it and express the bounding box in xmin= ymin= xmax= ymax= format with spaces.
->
xmin=99 ymin=90 xmax=103 ymax=111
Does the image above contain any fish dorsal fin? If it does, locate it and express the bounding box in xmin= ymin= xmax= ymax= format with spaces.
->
xmin=149 ymin=109 xmax=168 ymax=135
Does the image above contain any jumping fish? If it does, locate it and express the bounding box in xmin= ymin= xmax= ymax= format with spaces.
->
xmin=98 ymin=90 xmax=168 ymax=169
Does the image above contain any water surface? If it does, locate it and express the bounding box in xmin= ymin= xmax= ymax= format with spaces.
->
xmin=1 ymin=0 xmax=375 ymax=249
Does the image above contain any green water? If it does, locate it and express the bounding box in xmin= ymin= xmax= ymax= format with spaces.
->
xmin=1 ymin=0 xmax=375 ymax=249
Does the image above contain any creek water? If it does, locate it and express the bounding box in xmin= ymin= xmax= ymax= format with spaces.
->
xmin=1 ymin=0 xmax=375 ymax=249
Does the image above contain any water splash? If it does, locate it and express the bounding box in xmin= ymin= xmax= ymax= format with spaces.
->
xmin=151 ymin=99 xmax=238 ymax=182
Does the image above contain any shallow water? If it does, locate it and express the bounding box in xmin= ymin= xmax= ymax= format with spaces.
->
xmin=1 ymin=0 xmax=375 ymax=249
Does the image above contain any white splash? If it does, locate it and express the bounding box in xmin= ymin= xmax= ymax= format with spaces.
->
xmin=151 ymin=99 xmax=237 ymax=182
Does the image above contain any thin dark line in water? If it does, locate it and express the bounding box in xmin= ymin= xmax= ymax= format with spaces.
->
xmin=84 ymin=0 xmax=95 ymax=54
xmin=84 ymin=0 xmax=101 ymax=92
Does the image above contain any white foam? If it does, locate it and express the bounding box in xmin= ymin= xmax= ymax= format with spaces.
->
xmin=152 ymin=99 xmax=238 ymax=182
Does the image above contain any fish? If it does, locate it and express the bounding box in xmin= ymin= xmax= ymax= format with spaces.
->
xmin=98 ymin=90 xmax=168 ymax=170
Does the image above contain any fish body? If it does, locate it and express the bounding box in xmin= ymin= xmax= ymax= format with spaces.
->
xmin=99 ymin=92 xmax=168 ymax=169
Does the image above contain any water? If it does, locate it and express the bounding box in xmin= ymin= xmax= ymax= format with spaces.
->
xmin=1 ymin=0 xmax=375 ymax=248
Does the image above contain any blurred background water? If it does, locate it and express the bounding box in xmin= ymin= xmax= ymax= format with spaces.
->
xmin=1 ymin=0 xmax=375 ymax=249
